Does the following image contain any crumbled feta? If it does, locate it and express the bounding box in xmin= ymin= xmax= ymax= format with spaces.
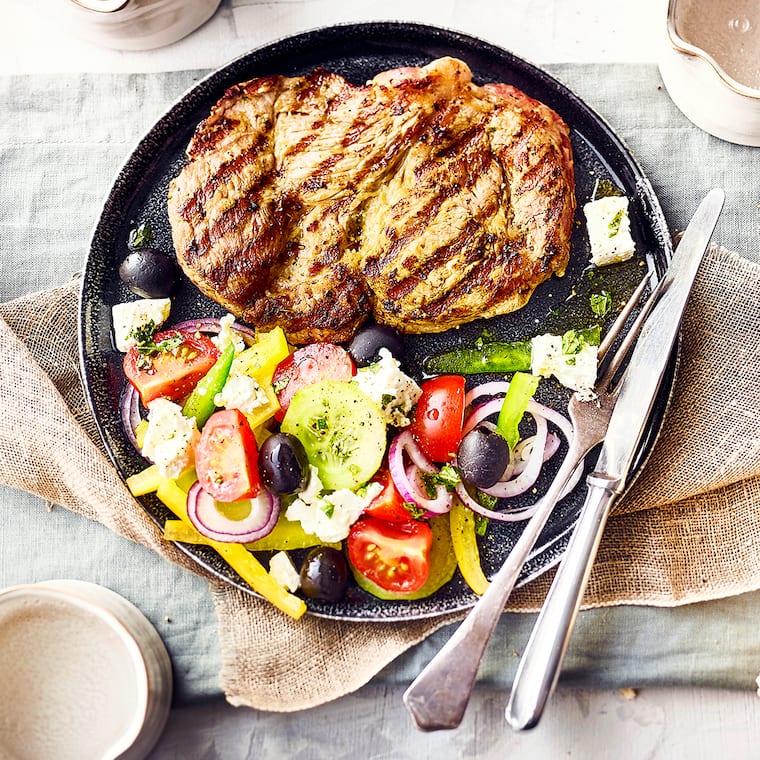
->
xmin=214 ymin=373 xmax=269 ymax=415
xmin=211 ymin=313 xmax=246 ymax=354
xmin=583 ymin=195 xmax=636 ymax=267
xmin=112 ymin=298 xmax=171 ymax=352
xmin=352 ymin=348 xmax=422 ymax=427
xmin=531 ymin=332 xmax=598 ymax=401
xmin=269 ymin=551 xmax=301 ymax=592
xmin=141 ymin=398 xmax=199 ymax=478
xmin=285 ymin=466 xmax=383 ymax=543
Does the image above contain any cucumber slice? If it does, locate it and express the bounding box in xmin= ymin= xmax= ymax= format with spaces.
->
xmin=281 ymin=380 xmax=386 ymax=491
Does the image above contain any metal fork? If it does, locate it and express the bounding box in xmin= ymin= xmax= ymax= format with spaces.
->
xmin=403 ymin=271 xmax=660 ymax=732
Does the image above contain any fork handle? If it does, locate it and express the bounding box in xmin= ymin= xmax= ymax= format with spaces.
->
xmin=403 ymin=441 xmax=590 ymax=731
xmin=505 ymin=473 xmax=619 ymax=731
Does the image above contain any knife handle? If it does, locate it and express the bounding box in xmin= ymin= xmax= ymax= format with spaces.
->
xmin=505 ymin=473 xmax=620 ymax=731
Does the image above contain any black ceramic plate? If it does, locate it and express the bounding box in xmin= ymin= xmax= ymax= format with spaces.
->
xmin=79 ymin=23 xmax=674 ymax=621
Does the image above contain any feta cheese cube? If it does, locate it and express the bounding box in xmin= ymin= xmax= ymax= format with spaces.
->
xmin=269 ymin=551 xmax=301 ymax=593
xmin=141 ymin=398 xmax=199 ymax=478
xmin=583 ymin=195 xmax=636 ymax=267
xmin=352 ymin=348 xmax=422 ymax=427
xmin=531 ymin=332 xmax=598 ymax=400
xmin=285 ymin=467 xmax=383 ymax=543
xmin=112 ymin=298 xmax=171 ymax=352
xmin=214 ymin=373 xmax=269 ymax=415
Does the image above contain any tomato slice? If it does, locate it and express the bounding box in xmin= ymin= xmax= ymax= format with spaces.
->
xmin=124 ymin=328 xmax=220 ymax=405
xmin=346 ymin=516 xmax=432 ymax=593
xmin=195 ymin=409 xmax=261 ymax=502
xmin=409 ymin=375 xmax=466 ymax=463
xmin=364 ymin=468 xmax=416 ymax=522
xmin=272 ymin=343 xmax=355 ymax=420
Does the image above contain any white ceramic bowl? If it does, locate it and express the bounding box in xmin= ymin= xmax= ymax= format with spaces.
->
xmin=0 ymin=580 xmax=172 ymax=760
xmin=658 ymin=0 xmax=760 ymax=146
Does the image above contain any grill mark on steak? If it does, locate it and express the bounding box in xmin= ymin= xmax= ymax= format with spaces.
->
xmin=178 ymin=137 xmax=271 ymax=222
xmin=168 ymin=57 xmax=576 ymax=343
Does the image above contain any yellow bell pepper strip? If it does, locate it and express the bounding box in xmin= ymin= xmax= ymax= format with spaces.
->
xmin=182 ymin=342 xmax=235 ymax=428
xmin=496 ymin=371 xmax=540 ymax=450
xmin=155 ymin=477 xmax=306 ymax=619
xmin=230 ymin=326 xmax=290 ymax=383
xmin=165 ymin=514 xmax=340 ymax=552
xmin=163 ymin=519 xmax=207 ymax=543
xmin=135 ymin=419 xmax=149 ymax=449
xmin=450 ymin=498 xmax=490 ymax=596
xmin=125 ymin=464 xmax=162 ymax=496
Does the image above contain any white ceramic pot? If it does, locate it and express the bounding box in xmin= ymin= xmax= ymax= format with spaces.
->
xmin=61 ymin=0 xmax=222 ymax=51
xmin=0 ymin=580 xmax=172 ymax=760
xmin=658 ymin=0 xmax=760 ymax=146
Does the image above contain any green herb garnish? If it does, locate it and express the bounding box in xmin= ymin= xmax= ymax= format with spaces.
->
xmin=590 ymin=290 xmax=612 ymax=318
xmin=561 ymin=329 xmax=585 ymax=356
xmin=474 ymin=513 xmax=490 ymax=536
xmin=128 ymin=321 xmax=183 ymax=370
xmin=129 ymin=222 xmax=153 ymax=248
xmin=421 ymin=464 xmax=461 ymax=497
xmin=607 ymin=209 xmax=624 ymax=238
xmin=404 ymin=502 xmax=426 ymax=520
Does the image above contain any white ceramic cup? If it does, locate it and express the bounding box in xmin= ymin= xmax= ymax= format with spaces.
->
xmin=0 ymin=580 xmax=172 ymax=760
xmin=60 ymin=0 xmax=222 ymax=51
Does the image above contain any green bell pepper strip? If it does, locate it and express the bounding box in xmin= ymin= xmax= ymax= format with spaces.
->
xmin=182 ymin=342 xmax=235 ymax=428
xmin=424 ymin=340 xmax=532 ymax=375
xmin=496 ymin=371 xmax=541 ymax=449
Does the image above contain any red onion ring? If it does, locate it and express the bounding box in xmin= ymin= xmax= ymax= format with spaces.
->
xmin=512 ymin=433 xmax=561 ymax=476
xmin=388 ymin=432 xmax=453 ymax=514
xmin=454 ymin=483 xmax=538 ymax=522
xmin=120 ymin=384 xmax=142 ymax=451
xmin=186 ymin=481 xmax=280 ymax=543
xmin=172 ymin=317 xmax=258 ymax=345
xmin=482 ymin=414 xmax=548 ymax=498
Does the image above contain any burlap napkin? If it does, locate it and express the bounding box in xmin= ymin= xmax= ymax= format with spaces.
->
xmin=0 ymin=245 xmax=757 ymax=712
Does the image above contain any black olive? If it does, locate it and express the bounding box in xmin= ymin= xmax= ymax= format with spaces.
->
xmin=457 ymin=426 xmax=510 ymax=489
xmin=258 ymin=433 xmax=309 ymax=494
xmin=348 ymin=324 xmax=404 ymax=367
xmin=299 ymin=547 xmax=349 ymax=602
xmin=119 ymin=248 xmax=179 ymax=299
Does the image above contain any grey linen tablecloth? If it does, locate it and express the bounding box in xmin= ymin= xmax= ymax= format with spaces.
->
xmin=1 ymin=63 xmax=759 ymax=705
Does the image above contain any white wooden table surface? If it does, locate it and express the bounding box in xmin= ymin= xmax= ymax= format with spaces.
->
xmin=4 ymin=1 xmax=760 ymax=757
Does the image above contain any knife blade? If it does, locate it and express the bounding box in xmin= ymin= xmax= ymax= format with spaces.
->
xmin=593 ymin=186 xmax=725 ymax=493
xmin=505 ymin=188 xmax=725 ymax=731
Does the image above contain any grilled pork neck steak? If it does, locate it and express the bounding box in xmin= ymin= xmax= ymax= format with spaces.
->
xmin=168 ymin=57 xmax=575 ymax=344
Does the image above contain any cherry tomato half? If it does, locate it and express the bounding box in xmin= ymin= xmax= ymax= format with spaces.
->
xmin=347 ymin=516 xmax=432 ymax=593
xmin=271 ymin=343 xmax=355 ymax=421
xmin=195 ymin=409 xmax=260 ymax=502
xmin=409 ymin=375 xmax=466 ymax=463
xmin=124 ymin=328 xmax=219 ymax=405
xmin=364 ymin=468 xmax=415 ymax=522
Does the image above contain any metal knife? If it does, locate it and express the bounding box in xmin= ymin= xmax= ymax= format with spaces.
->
xmin=505 ymin=187 xmax=725 ymax=731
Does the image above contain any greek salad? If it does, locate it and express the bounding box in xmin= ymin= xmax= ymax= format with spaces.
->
xmin=115 ymin=296 xmax=601 ymax=619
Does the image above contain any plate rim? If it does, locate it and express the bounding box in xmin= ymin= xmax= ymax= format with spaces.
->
xmin=78 ymin=21 xmax=674 ymax=622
